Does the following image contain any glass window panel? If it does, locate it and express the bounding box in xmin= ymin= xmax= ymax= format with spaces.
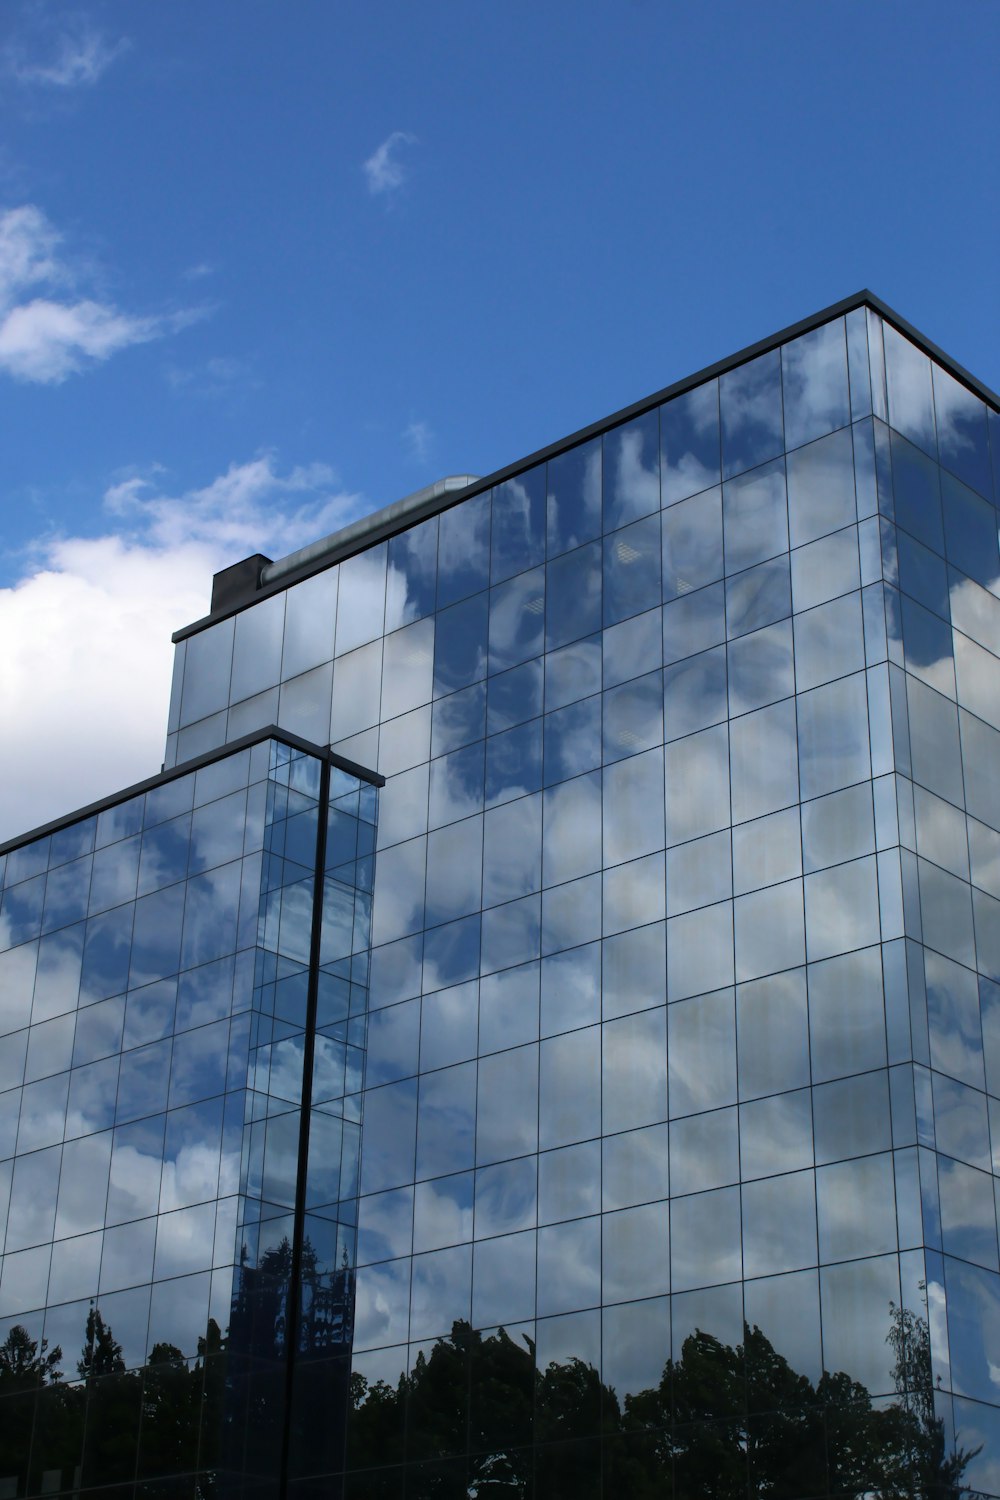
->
xmin=781 ymin=318 xmax=850 ymax=451
xmin=473 ymin=1044 xmax=536 ymax=1170
xmin=601 ymin=923 xmax=665 ymax=1021
xmin=537 ymin=1216 xmax=600 ymax=1316
xmin=602 ymin=1201 xmax=670 ymax=1303
xmin=961 ymin=707 xmax=1000 ymax=829
xmin=955 ymin=630 xmax=1000 ymax=733
xmin=890 ymin=430 xmax=944 ymax=553
xmin=415 ymin=1063 xmax=476 ymax=1180
xmin=480 ymin=895 xmax=539 ymax=977
xmin=603 ymin=850 xmax=665 ymax=936
xmin=901 ymin=592 xmax=955 ymax=698
xmin=933 ymin=1072 xmax=991 ymax=1173
xmin=801 ymin=782 xmax=874 ymax=874
xmin=1 ymin=876 xmax=45 ymax=949
xmin=24 ymin=1013 xmax=74 ymax=1082
xmin=230 ymin=591 xmax=284 ymax=705
xmin=431 ymin=681 xmax=488 ymax=763
xmin=424 ymin=818 xmax=482 ymax=928
xmin=942 ymin=471 xmax=1000 ymax=591
xmin=40 ymin=856 xmax=91 ymax=935
xmin=544 ymin=696 xmax=601 ymax=787
xmin=919 ymin=858 xmax=976 ymax=970
xmin=539 ymin=1027 xmax=600 ymax=1150
xmin=723 ymin=458 xmax=788 ymax=575
xmin=804 ymin=857 xmax=880 ymax=964
xmin=664 ymin=723 xmax=729 ymax=846
xmin=409 ymin=1241 xmax=472 ymax=1339
xmin=335 ymin=544 xmax=386 ymax=656
xmin=542 ymin=871 xmax=601 ymax=956
xmin=808 ymin=947 xmax=886 ymax=1082
xmin=742 ymin=1170 xmax=817 ymax=1277
xmin=881 ymin=323 xmax=938 ymax=454
xmin=670 ymin=1186 xmax=741 ymax=1292
xmin=359 ymin=1078 xmax=417 ymax=1195
xmin=485 ymin=718 xmax=542 ymax=810
xmin=668 ymin=987 xmax=736 ymax=1114
xmin=601 ymin=1122 xmax=669 ymax=1212
xmin=602 ymin=1008 xmax=667 ymax=1135
xmin=385 ymin=515 xmax=438 ymax=630
xmin=376 ymin=763 xmax=428 ymax=851
xmin=541 ymin=942 xmax=600 ymax=1037
xmin=667 ymin=831 xmax=731 ymax=918
xmin=281 ymin=567 xmax=337 ymax=680
xmin=669 ymin=1106 xmax=738 ymax=1196
xmin=725 ymin=554 xmax=792 ymax=641
xmin=545 ymin=540 xmax=601 ymax=654
xmin=796 ymin=672 xmax=870 ymax=801
xmin=736 ymin=968 xmax=809 ymax=1099
xmin=602 ymin=748 xmax=664 ymax=869
xmin=720 ymin=350 xmax=783 ymax=479
xmin=485 ymin=661 xmax=540 ymax=737
xmin=662 ymin=487 xmax=723 ymax=600
xmin=471 ymin=1229 xmax=536 ymax=1328
xmin=545 ymin=633 xmax=602 ymax=713
xmin=817 ymin=1154 xmax=897 ymax=1260
xmin=727 ymin=618 xmax=793 ymax=716
xmin=353 ymin=1258 xmax=410 ymax=1349
xmin=744 ymin=1267 xmax=822 ymax=1386
xmin=820 ymin=1253 xmax=900 ymax=1395
xmin=786 ymin=426 xmax=857 ymax=549
xmin=603 ymin=607 xmax=662 ymax=690
xmin=732 ymin=805 xmax=801 ymax=896
xmin=6 ymin=1145 xmax=61 ymax=1251
xmin=491 ymin=469 xmax=545 ymax=584
xmin=381 ymin=617 xmax=434 ymax=722
xmin=88 ymin=835 xmax=140 ymax=915
xmin=420 ymin=981 xmax=478 ymax=1073
xmin=479 ymin=960 xmax=539 ymax=1056
xmin=474 ymin=1156 xmax=536 ymax=1240
xmin=0 ymin=943 xmax=38 ymax=1038
xmin=357 ymin=1185 xmax=413 ymax=1266
xmin=791 ymin=525 xmax=861 ymax=613
xmin=438 ymin=490 xmax=490 ymax=608
xmin=734 ymin=878 xmax=805 ymax=983
xmin=604 ymin=514 xmax=661 ymax=627
xmin=661 ymin=380 xmax=720 ymax=505
xmin=899 ymin=530 xmax=951 ymax=619
xmin=180 ymin=617 xmax=234 ymax=727
xmin=433 ymin=592 xmax=488 ymax=699
xmin=547 ymin=438 xmax=602 ymax=558
xmin=813 ymin=1070 xmax=892 ymax=1164
xmin=603 ymin=671 xmax=663 ymax=763
xmin=412 ymin=1173 xmax=473 ymax=1255
xmin=663 ymin=645 xmax=726 ymax=740
xmin=330 ymin=638 xmax=383 ymax=741
xmin=428 ymin=743 xmax=484 ymax=831
xmin=489 ymin=566 xmax=545 ymax=675
xmin=106 ymin=1114 xmax=164 ymax=1224
xmin=933 ymin=362 xmax=993 ymax=498
xmin=913 ymin=785 xmax=969 ymax=880
xmin=604 ymin=409 xmax=660 ymax=529
xmin=938 ymin=1157 xmax=999 ymax=1270
xmin=794 ymin=592 xmax=865 ymax=694
xmin=662 ymin=581 xmax=725 ymax=665
xmin=538 ymin=1138 xmax=600 ymax=1225
xmin=730 ymin=698 xmax=799 ymax=824
xmin=739 ymin=1086 xmax=813 ymax=1178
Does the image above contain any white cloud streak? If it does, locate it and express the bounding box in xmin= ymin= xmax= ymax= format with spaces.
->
xmin=0 ymin=204 xmax=199 ymax=383
xmin=0 ymin=457 xmax=369 ymax=843
xmin=363 ymin=131 xmax=416 ymax=196
xmin=5 ymin=21 xmax=129 ymax=88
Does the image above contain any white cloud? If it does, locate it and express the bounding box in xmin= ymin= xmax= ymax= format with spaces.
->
xmin=0 ymin=456 xmax=369 ymax=844
xmin=363 ymin=131 xmax=416 ymax=196
xmin=5 ymin=21 xmax=128 ymax=88
xmin=403 ymin=418 xmax=432 ymax=463
xmin=0 ymin=204 xmax=199 ymax=383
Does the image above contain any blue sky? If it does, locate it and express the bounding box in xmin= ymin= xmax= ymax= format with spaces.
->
xmin=1 ymin=0 xmax=998 ymax=837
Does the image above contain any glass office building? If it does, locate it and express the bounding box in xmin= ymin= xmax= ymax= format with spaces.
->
xmin=1 ymin=292 xmax=999 ymax=1498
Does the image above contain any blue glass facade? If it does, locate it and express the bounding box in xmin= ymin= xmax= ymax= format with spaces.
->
xmin=1 ymin=295 xmax=999 ymax=1496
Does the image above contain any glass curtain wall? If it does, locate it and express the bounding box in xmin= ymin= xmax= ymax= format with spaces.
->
xmin=84 ymin=307 xmax=1000 ymax=1494
xmin=0 ymin=735 xmax=377 ymax=1499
